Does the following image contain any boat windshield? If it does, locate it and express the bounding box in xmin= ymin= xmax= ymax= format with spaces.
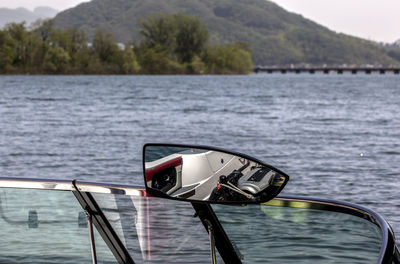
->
xmin=211 ymin=201 xmax=382 ymax=264
xmin=0 ymin=180 xmax=390 ymax=264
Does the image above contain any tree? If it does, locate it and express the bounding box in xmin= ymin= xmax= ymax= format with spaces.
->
xmin=203 ymin=43 xmax=254 ymax=74
xmin=174 ymin=14 xmax=208 ymax=63
xmin=43 ymin=46 xmax=70 ymax=73
xmin=139 ymin=13 xmax=208 ymax=63
xmin=92 ymin=29 xmax=120 ymax=63
xmin=137 ymin=44 xmax=184 ymax=74
xmin=0 ymin=30 xmax=14 ymax=72
xmin=139 ymin=14 xmax=176 ymax=53
xmin=122 ymin=48 xmax=140 ymax=74
xmin=5 ymin=23 xmax=30 ymax=67
xmin=61 ymin=28 xmax=89 ymax=71
xmin=31 ymin=19 xmax=55 ymax=41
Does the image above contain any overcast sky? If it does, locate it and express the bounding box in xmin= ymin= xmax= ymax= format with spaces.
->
xmin=272 ymin=0 xmax=400 ymax=43
xmin=1 ymin=0 xmax=399 ymax=43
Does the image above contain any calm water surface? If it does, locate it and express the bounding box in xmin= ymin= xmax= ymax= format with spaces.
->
xmin=0 ymin=74 xmax=399 ymax=245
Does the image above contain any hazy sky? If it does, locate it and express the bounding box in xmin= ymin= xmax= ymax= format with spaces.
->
xmin=1 ymin=0 xmax=399 ymax=43
xmin=272 ymin=0 xmax=400 ymax=43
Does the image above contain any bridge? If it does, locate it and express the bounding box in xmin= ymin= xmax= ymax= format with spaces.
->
xmin=254 ymin=66 xmax=400 ymax=74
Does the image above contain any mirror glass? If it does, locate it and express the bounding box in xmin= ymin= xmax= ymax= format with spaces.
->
xmin=143 ymin=145 xmax=289 ymax=203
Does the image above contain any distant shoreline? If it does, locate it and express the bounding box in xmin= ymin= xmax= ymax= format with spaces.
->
xmin=0 ymin=15 xmax=254 ymax=75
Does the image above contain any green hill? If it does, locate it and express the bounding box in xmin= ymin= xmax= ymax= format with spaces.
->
xmin=54 ymin=0 xmax=400 ymax=66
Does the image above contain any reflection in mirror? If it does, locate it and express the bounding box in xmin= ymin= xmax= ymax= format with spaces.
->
xmin=143 ymin=145 xmax=289 ymax=203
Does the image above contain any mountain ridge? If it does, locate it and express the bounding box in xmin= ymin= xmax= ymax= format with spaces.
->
xmin=0 ymin=6 xmax=58 ymax=28
xmin=54 ymin=0 xmax=400 ymax=66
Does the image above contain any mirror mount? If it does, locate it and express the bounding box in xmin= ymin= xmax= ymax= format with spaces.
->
xmin=191 ymin=202 xmax=243 ymax=264
xmin=145 ymin=186 xmax=172 ymax=199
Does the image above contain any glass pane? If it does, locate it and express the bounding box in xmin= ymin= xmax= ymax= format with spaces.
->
xmin=94 ymin=222 xmax=119 ymax=264
xmin=93 ymin=193 xmax=222 ymax=263
xmin=0 ymin=188 xmax=116 ymax=264
xmin=212 ymin=203 xmax=382 ymax=264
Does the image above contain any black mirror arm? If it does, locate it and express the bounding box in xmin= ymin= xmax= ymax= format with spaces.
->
xmin=191 ymin=202 xmax=242 ymax=264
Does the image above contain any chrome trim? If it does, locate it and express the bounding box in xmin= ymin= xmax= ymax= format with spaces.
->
xmin=0 ymin=177 xmax=75 ymax=190
xmin=0 ymin=177 xmax=145 ymax=195
xmin=74 ymin=181 xmax=145 ymax=196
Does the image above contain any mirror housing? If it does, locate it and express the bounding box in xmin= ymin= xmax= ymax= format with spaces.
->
xmin=143 ymin=144 xmax=289 ymax=204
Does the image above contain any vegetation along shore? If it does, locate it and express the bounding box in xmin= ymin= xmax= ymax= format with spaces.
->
xmin=0 ymin=13 xmax=254 ymax=75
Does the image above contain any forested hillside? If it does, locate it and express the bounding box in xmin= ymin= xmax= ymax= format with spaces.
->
xmin=54 ymin=0 xmax=400 ymax=66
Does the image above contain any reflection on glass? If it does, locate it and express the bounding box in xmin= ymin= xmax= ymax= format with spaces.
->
xmin=144 ymin=145 xmax=287 ymax=203
xmin=0 ymin=188 xmax=115 ymax=264
xmin=93 ymin=192 xmax=222 ymax=263
xmin=212 ymin=203 xmax=382 ymax=264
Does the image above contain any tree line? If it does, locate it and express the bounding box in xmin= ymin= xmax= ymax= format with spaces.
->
xmin=0 ymin=13 xmax=254 ymax=74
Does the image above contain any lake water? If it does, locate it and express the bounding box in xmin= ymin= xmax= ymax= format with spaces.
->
xmin=0 ymin=74 xmax=399 ymax=245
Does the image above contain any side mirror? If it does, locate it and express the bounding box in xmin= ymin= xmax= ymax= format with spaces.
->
xmin=143 ymin=144 xmax=289 ymax=204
